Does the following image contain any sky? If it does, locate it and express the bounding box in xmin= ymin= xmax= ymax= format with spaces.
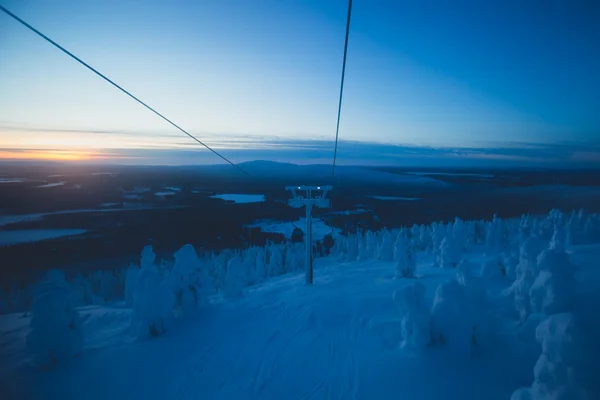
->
xmin=0 ymin=0 xmax=599 ymax=167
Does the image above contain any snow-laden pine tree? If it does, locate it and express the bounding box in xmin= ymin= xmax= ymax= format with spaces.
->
xmin=130 ymin=246 xmax=175 ymax=339
xmin=267 ymin=245 xmax=284 ymax=277
xmin=99 ymin=270 xmax=119 ymax=303
xmin=377 ymin=229 xmax=394 ymax=262
xmin=510 ymin=236 xmax=545 ymax=321
xmin=356 ymin=233 xmax=369 ymax=263
xmin=223 ymin=255 xmax=245 ymax=298
xmin=481 ymin=256 xmax=505 ymax=280
xmin=72 ymin=273 xmax=95 ymax=306
xmin=171 ymin=244 xmax=199 ymax=314
xmin=511 ymin=313 xmax=588 ymax=400
xmin=124 ymin=263 xmax=139 ymax=306
xmin=452 ymin=217 xmax=469 ymax=250
xmin=393 ymin=283 xmax=431 ymax=348
xmin=430 ymin=279 xmax=473 ymax=355
xmin=394 ymin=233 xmax=416 ymax=278
xmin=529 ymin=246 xmax=576 ymax=316
xmin=27 ymin=269 xmax=83 ymax=368
xmin=438 ymin=233 xmax=462 ymax=268
xmin=255 ymin=249 xmax=267 ymax=282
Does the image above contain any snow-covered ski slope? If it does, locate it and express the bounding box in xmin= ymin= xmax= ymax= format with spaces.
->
xmin=1 ymin=210 xmax=599 ymax=400
xmin=1 ymin=256 xmax=525 ymax=399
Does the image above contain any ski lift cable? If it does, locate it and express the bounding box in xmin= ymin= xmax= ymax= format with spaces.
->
xmin=331 ymin=0 xmax=353 ymax=178
xmin=0 ymin=4 xmax=249 ymax=176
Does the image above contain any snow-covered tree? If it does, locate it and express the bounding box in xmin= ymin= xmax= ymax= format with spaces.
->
xmin=393 ymin=283 xmax=431 ymax=348
xmin=438 ymin=234 xmax=461 ymax=268
xmin=529 ymin=247 xmax=576 ymax=316
xmin=481 ymin=256 xmax=505 ymax=280
xmin=267 ymin=245 xmax=284 ymax=276
xmin=27 ymin=269 xmax=83 ymax=368
xmin=357 ymin=234 xmax=369 ymax=263
xmin=430 ymin=279 xmax=473 ymax=354
xmin=510 ymin=236 xmax=545 ymax=321
xmin=223 ymin=255 xmax=245 ymax=298
xmin=377 ymin=229 xmax=394 ymax=261
xmin=171 ymin=244 xmax=199 ymax=313
xmin=394 ymin=233 xmax=416 ymax=278
xmin=72 ymin=273 xmax=95 ymax=306
xmin=130 ymin=246 xmax=175 ymax=339
xmin=511 ymin=313 xmax=587 ymax=400
xmin=124 ymin=264 xmax=139 ymax=306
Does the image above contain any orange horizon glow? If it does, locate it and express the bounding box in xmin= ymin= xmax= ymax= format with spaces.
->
xmin=0 ymin=150 xmax=100 ymax=161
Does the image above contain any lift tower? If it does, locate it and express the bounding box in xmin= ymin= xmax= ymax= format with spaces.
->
xmin=285 ymin=186 xmax=333 ymax=284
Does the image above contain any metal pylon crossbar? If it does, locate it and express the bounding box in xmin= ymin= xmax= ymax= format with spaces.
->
xmin=285 ymin=186 xmax=333 ymax=284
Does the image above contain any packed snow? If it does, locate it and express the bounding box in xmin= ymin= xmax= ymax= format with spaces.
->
xmin=0 ymin=229 xmax=87 ymax=246
xmin=36 ymin=181 xmax=66 ymax=188
xmin=1 ymin=209 xmax=599 ymax=399
xmin=210 ymin=194 xmax=266 ymax=204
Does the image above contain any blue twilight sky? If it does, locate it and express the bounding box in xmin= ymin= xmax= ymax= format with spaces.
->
xmin=0 ymin=0 xmax=599 ymax=166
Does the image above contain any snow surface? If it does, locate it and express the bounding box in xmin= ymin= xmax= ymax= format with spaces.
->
xmin=248 ymin=218 xmax=338 ymax=240
xmin=0 ymin=229 xmax=87 ymax=246
xmin=36 ymin=181 xmax=66 ymax=188
xmin=1 ymin=248 xmax=577 ymax=400
xmin=211 ymin=194 xmax=266 ymax=204
xmin=369 ymin=196 xmax=421 ymax=201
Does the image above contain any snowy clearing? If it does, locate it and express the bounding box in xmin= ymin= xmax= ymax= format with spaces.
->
xmin=210 ymin=194 xmax=266 ymax=204
xmin=0 ymin=229 xmax=87 ymax=246
xmin=369 ymin=196 xmax=421 ymax=201
xmin=248 ymin=218 xmax=338 ymax=241
xmin=36 ymin=181 xmax=66 ymax=188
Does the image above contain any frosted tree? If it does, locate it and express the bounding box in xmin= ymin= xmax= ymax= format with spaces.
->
xmin=255 ymin=250 xmax=267 ymax=282
xmin=510 ymin=236 xmax=545 ymax=321
xmin=223 ymin=255 xmax=245 ymax=298
xmin=481 ymin=256 xmax=505 ymax=280
xmin=72 ymin=273 xmax=95 ymax=306
xmin=430 ymin=279 xmax=473 ymax=355
xmin=100 ymin=270 xmax=119 ymax=303
xmin=356 ymin=234 xmax=368 ymax=262
xmin=549 ymin=223 xmax=567 ymax=252
xmin=438 ymin=234 xmax=462 ymax=268
xmin=503 ymin=253 xmax=519 ymax=281
xmin=529 ymin=247 xmax=576 ymax=316
xmin=267 ymin=245 xmax=284 ymax=276
xmin=419 ymin=224 xmax=430 ymax=251
xmin=124 ymin=264 xmax=139 ymax=306
xmin=511 ymin=313 xmax=588 ymax=400
xmin=171 ymin=244 xmax=199 ymax=313
xmin=392 ymin=283 xmax=431 ymax=348
xmin=377 ymin=229 xmax=394 ymax=262
xmin=365 ymin=231 xmax=378 ymax=259
xmin=130 ymin=246 xmax=175 ymax=339
xmin=452 ymin=217 xmax=468 ymax=250
xmin=395 ymin=233 xmax=416 ymax=278
xmin=27 ymin=269 xmax=83 ymax=368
